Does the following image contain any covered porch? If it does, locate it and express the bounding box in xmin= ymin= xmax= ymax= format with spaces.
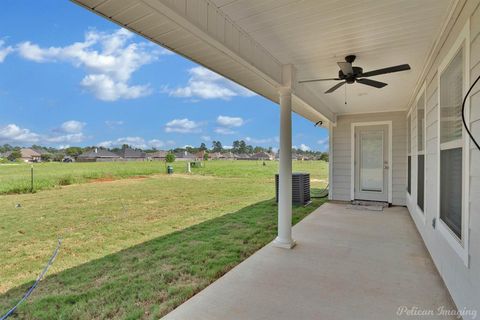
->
xmin=70 ymin=0 xmax=479 ymax=316
xmin=163 ymin=202 xmax=455 ymax=319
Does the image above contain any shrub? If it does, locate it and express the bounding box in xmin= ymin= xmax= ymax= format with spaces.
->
xmin=165 ymin=153 xmax=175 ymax=163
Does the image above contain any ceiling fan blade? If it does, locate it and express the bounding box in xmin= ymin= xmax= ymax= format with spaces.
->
xmin=337 ymin=62 xmax=353 ymax=75
xmin=361 ymin=64 xmax=411 ymax=77
xmin=325 ymin=81 xmax=346 ymax=93
xmin=356 ymin=78 xmax=388 ymax=88
xmin=299 ymin=78 xmax=341 ymax=84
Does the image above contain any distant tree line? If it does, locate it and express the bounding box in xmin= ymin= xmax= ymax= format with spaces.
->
xmin=0 ymin=140 xmax=329 ymax=162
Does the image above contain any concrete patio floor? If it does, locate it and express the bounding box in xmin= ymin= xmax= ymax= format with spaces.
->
xmin=163 ymin=202 xmax=456 ymax=320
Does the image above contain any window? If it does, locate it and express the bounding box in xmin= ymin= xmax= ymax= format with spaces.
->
xmin=439 ymin=47 xmax=464 ymax=239
xmin=417 ymin=93 xmax=425 ymax=211
xmin=407 ymin=114 xmax=411 ymax=194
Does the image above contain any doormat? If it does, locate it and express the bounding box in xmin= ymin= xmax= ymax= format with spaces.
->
xmin=346 ymin=204 xmax=384 ymax=212
xmin=347 ymin=200 xmax=388 ymax=212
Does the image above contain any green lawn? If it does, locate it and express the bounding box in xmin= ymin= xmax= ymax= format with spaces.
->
xmin=0 ymin=160 xmax=328 ymax=319
xmin=0 ymin=160 xmax=328 ymax=194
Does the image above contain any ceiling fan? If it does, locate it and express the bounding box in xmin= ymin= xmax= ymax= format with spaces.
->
xmin=299 ymin=55 xmax=411 ymax=94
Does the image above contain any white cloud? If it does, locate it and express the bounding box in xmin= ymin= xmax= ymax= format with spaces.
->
xmin=0 ymin=124 xmax=40 ymax=144
xmin=105 ymin=120 xmax=124 ymax=128
xmin=0 ymin=40 xmax=13 ymax=63
xmin=217 ymin=115 xmax=244 ymax=127
xmin=46 ymin=133 xmax=85 ymax=144
xmin=317 ymin=137 xmax=329 ymax=151
xmin=166 ymin=66 xmax=255 ymax=100
xmin=299 ymin=144 xmax=311 ymax=151
xmin=17 ymin=29 xmax=163 ymax=101
xmin=214 ymin=127 xmax=236 ymax=135
xmin=60 ymin=120 xmax=85 ymax=133
xmin=201 ymin=135 xmax=211 ymax=141
xmin=0 ymin=121 xmax=88 ymax=145
xmin=165 ymin=118 xmax=201 ymax=133
xmin=97 ymin=136 xmax=174 ymax=149
xmin=80 ymin=74 xmax=151 ymax=101
xmin=46 ymin=120 xmax=87 ymax=144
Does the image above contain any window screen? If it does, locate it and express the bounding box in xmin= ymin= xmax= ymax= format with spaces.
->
xmin=417 ymin=94 xmax=425 ymax=211
xmin=417 ymin=155 xmax=424 ymax=210
xmin=440 ymin=149 xmax=462 ymax=238
xmin=439 ymin=46 xmax=463 ymax=239
xmin=407 ymin=156 xmax=411 ymax=194
xmin=407 ymin=114 xmax=411 ymax=194
xmin=440 ymin=48 xmax=463 ymax=144
xmin=417 ymin=94 xmax=425 ymax=152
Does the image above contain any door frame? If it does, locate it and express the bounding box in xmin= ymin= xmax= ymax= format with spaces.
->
xmin=350 ymin=121 xmax=393 ymax=203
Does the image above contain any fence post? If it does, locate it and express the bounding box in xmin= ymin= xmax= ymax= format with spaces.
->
xmin=31 ymin=165 xmax=34 ymax=193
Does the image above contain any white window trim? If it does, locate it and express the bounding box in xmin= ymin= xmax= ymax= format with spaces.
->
xmin=350 ymin=121 xmax=393 ymax=203
xmin=415 ymin=83 xmax=427 ymax=223
xmin=406 ymin=112 xmax=412 ymax=199
xmin=436 ymin=19 xmax=470 ymax=267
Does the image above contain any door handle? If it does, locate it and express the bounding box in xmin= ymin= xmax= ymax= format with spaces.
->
xmin=384 ymin=165 xmax=389 ymax=169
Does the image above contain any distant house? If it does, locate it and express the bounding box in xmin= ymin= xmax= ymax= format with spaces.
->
xmin=116 ymin=147 xmax=146 ymax=161
xmin=234 ymin=153 xmax=251 ymax=160
xmin=17 ymin=148 xmax=42 ymax=162
xmin=175 ymin=151 xmax=197 ymax=161
xmin=148 ymin=150 xmax=168 ymax=161
xmin=208 ymin=152 xmax=222 ymax=160
xmin=196 ymin=150 xmax=206 ymax=160
xmin=76 ymin=148 xmax=121 ymax=162
xmin=251 ymin=152 xmax=274 ymax=161
xmin=223 ymin=152 xmax=235 ymax=160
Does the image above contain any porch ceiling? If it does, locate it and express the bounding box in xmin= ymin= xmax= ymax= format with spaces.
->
xmin=211 ymin=0 xmax=454 ymax=114
xmin=72 ymin=0 xmax=454 ymax=122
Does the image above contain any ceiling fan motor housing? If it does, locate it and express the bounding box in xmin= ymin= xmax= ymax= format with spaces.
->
xmin=339 ymin=66 xmax=363 ymax=83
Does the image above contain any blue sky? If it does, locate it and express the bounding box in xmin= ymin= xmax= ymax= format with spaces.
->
xmin=0 ymin=1 xmax=328 ymax=152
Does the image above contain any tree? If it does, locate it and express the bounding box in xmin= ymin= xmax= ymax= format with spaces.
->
xmin=165 ymin=153 xmax=175 ymax=163
xmin=212 ymin=141 xmax=223 ymax=153
xmin=41 ymin=153 xmax=52 ymax=162
xmin=53 ymin=153 xmax=64 ymax=162
xmin=7 ymin=150 xmax=21 ymax=161
xmin=65 ymin=147 xmax=83 ymax=157
xmin=199 ymin=143 xmax=207 ymax=151
xmin=203 ymin=152 xmax=209 ymax=161
xmin=319 ymin=152 xmax=329 ymax=162
xmin=238 ymin=140 xmax=247 ymax=153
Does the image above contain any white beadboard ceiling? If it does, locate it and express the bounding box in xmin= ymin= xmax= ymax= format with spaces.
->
xmin=72 ymin=0 xmax=455 ymax=121
xmin=210 ymin=0 xmax=454 ymax=114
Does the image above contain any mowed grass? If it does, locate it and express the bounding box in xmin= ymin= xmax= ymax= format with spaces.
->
xmin=0 ymin=160 xmax=328 ymax=319
xmin=0 ymin=160 xmax=328 ymax=194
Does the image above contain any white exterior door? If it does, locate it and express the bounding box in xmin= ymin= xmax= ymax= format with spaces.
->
xmin=354 ymin=125 xmax=389 ymax=202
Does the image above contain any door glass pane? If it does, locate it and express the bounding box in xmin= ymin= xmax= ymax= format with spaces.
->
xmin=360 ymin=131 xmax=383 ymax=192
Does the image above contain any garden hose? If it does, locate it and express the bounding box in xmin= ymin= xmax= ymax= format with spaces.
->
xmin=0 ymin=239 xmax=62 ymax=320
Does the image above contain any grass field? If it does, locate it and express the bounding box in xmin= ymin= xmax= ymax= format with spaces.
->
xmin=0 ymin=160 xmax=327 ymax=194
xmin=0 ymin=160 xmax=328 ymax=319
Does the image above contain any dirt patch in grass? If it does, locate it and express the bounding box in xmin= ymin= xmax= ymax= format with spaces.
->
xmin=88 ymin=175 xmax=149 ymax=184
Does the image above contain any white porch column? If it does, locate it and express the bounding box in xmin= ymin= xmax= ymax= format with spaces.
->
xmin=273 ymin=87 xmax=295 ymax=249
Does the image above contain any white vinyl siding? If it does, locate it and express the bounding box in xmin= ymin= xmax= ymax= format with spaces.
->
xmin=331 ymin=111 xmax=406 ymax=205
xmin=406 ymin=6 xmax=479 ymax=313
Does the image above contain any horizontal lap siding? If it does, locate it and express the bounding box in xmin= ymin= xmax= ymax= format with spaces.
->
xmin=407 ymin=1 xmax=480 ymax=312
xmin=332 ymin=111 xmax=407 ymax=205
